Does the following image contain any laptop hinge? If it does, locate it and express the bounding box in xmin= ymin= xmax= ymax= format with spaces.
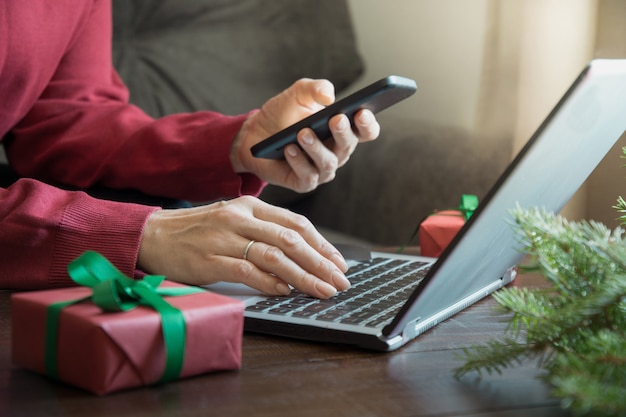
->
xmin=400 ymin=317 xmax=421 ymax=341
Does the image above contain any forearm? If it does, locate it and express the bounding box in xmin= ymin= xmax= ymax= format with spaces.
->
xmin=0 ymin=179 xmax=158 ymax=289
xmin=7 ymin=105 xmax=265 ymax=201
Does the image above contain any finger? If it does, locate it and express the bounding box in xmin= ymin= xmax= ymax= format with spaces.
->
xmin=293 ymin=128 xmax=339 ymax=183
xmin=293 ymin=79 xmax=335 ymax=109
xmin=353 ymin=109 xmax=380 ymax=142
xmin=247 ymin=199 xmax=348 ymax=270
xmin=327 ymin=114 xmax=359 ymax=166
xmin=282 ymin=142 xmax=321 ymax=193
xmin=226 ymin=197 xmax=348 ymax=274
xmin=207 ymin=254 xmax=294 ymax=296
xmin=240 ymin=240 xmax=343 ymax=299
xmin=236 ymin=202 xmax=350 ymax=289
xmin=238 ymin=213 xmax=348 ymax=279
xmin=244 ymin=230 xmax=350 ymax=297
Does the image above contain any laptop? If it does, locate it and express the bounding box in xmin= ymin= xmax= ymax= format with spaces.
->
xmin=209 ymin=59 xmax=626 ymax=351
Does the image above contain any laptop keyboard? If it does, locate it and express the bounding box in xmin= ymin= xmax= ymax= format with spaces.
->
xmin=245 ymin=257 xmax=432 ymax=328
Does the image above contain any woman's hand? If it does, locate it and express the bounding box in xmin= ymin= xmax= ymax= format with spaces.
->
xmin=137 ymin=196 xmax=350 ymax=298
xmin=230 ymin=78 xmax=380 ymax=193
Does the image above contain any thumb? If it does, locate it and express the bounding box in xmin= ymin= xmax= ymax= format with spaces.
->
xmin=295 ymin=79 xmax=335 ymax=108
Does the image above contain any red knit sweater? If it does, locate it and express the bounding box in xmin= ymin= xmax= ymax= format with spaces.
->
xmin=0 ymin=0 xmax=264 ymax=289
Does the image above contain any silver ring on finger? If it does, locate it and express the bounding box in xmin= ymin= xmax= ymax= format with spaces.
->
xmin=242 ymin=240 xmax=256 ymax=261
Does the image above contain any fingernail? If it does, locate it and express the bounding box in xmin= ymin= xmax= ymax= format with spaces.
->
xmin=316 ymin=82 xmax=334 ymax=102
xmin=301 ymin=130 xmax=315 ymax=146
xmin=358 ymin=110 xmax=372 ymax=125
xmin=276 ymin=282 xmax=291 ymax=295
xmin=317 ymin=281 xmax=337 ymax=298
xmin=332 ymin=270 xmax=351 ymax=291
xmin=286 ymin=144 xmax=298 ymax=157
xmin=337 ymin=116 xmax=350 ymax=131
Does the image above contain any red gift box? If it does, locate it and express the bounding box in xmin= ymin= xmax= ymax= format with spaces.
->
xmin=419 ymin=210 xmax=466 ymax=258
xmin=11 ymin=253 xmax=244 ymax=395
xmin=418 ymin=195 xmax=478 ymax=258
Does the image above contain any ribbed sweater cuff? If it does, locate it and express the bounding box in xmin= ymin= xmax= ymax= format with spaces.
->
xmin=49 ymin=194 xmax=159 ymax=287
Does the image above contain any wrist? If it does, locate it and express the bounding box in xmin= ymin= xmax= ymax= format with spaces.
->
xmin=137 ymin=209 xmax=162 ymax=274
xmin=230 ymin=110 xmax=262 ymax=174
xmin=229 ymin=129 xmax=246 ymax=174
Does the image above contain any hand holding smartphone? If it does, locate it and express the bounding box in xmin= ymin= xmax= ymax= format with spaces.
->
xmin=251 ymin=75 xmax=417 ymax=159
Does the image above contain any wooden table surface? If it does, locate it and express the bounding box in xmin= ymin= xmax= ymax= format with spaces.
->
xmin=0 ymin=273 xmax=570 ymax=417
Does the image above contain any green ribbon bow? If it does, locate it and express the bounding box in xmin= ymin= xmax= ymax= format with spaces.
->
xmin=458 ymin=194 xmax=479 ymax=220
xmin=398 ymin=194 xmax=479 ymax=253
xmin=45 ymin=251 xmax=205 ymax=384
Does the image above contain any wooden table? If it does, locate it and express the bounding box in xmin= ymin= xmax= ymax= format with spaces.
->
xmin=0 ymin=273 xmax=570 ymax=417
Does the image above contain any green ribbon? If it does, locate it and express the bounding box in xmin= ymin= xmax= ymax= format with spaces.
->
xmin=45 ymin=251 xmax=205 ymax=384
xmin=458 ymin=194 xmax=479 ymax=220
xmin=398 ymin=194 xmax=479 ymax=253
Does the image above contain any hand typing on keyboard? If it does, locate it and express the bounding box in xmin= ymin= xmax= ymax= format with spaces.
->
xmin=138 ymin=196 xmax=350 ymax=299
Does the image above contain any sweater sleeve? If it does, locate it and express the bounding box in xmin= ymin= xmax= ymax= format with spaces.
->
xmin=4 ymin=0 xmax=264 ymax=202
xmin=0 ymin=178 xmax=159 ymax=290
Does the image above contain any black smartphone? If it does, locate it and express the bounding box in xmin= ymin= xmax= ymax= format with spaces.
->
xmin=250 ymin=75 xmax=417 ymax=159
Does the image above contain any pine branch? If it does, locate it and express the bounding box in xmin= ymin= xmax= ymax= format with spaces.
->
xmin=454 ymin=337 xmax=543 ymax=378
xmin=456 ymin=206 xmax=626 ymax=416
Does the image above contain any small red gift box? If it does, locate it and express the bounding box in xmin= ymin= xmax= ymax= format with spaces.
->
xmin=418 ymin=195 xmax=478 ymax=258
xmin=419 ymin=210 xmax=466 ymax=258
xmin=11 ymin=252 xmax=244 ymax=395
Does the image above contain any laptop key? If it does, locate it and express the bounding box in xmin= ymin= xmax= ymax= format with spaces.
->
xmin=365 ymin=315 xmax=394 ymax=328
xmin=268 ymin=307 xmax=295 ymax=315
xmin=291 ymin=298 xmax=315 ymax=305
xmin=292 ymin=310 xmax=317 ymax=318
xmin=245 ymin=304 xmax=270 ymax=312
xmin=280 ymin=303 xmax=305 ymax=311
xmin=316 ymin=312 xmax=346 ymax=322
xmin=339 ymin=316 xmax=369 ymax=325
xmin=255 ymin=300 xmax=282 ymax=307
xmin=303 ymin=303 xmax=332 ymax=314
xmin=347 ymin=310 xmax=375 ymax=321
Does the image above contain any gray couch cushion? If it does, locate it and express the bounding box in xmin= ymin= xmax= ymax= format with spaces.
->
xmin=112 ymin=0 xmax=364 ymax=117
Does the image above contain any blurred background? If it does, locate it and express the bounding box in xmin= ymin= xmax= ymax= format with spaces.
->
xmin=346 ymin=0 xmax=626 ymax=228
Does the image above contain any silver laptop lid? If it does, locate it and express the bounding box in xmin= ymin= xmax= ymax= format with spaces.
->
xmin=385 ymin=59 xmax=626 ymax=338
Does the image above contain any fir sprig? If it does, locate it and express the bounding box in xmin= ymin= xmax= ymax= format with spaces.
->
xmin=455 ymin=206 xmax=626 ymax=416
